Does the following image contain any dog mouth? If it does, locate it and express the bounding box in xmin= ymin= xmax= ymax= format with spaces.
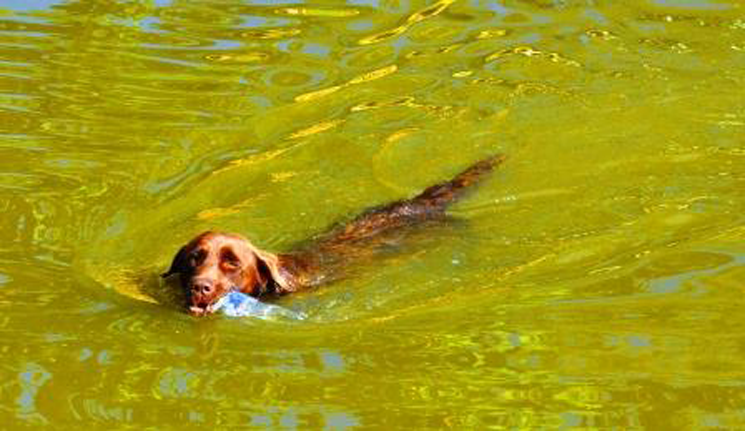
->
xmin=189 ymin=289 xmax=235 ymax=316
xmin=189 ymin=305 xmax=211 ymax=316
xmin=188 ymin=282 xmax=245 ymax=316
xmin=189 ymin=301 xmax=219 ymax=316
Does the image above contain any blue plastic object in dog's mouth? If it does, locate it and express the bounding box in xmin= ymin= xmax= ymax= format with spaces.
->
xmin=211 ymin=291 xmax=305 ymax=320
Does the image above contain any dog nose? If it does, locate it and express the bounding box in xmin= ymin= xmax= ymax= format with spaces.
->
xmin=192 ymin=280 xmax=215 ymax=297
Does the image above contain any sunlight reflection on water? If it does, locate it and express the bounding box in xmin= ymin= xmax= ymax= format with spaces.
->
xmin=0 ymin=0 xmax=744 ymax=428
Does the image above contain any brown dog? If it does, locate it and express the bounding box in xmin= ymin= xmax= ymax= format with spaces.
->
xmin=162 ymin=154 xmax=506 ymax=315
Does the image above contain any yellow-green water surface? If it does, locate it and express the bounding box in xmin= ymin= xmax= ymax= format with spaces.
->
xmin=1 ymin=0 xmax=744 ymax=428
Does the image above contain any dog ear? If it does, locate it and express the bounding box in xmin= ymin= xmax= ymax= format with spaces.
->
xmin=252 ymin=249 xmax=289 ymax=294
xmin=162 ymin=245 xmax=188 ymax=278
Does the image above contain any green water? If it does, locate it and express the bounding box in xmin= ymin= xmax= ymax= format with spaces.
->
xmin=1 ymin=0 xmax=744 ymax=428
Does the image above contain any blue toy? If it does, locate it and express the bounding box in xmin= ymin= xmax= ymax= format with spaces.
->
xmin=211 ymin=291 xmax=305 ymax=320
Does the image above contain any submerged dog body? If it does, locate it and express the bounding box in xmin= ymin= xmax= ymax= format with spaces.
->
xmin=163 ymin=154 xmax=506 ymax=315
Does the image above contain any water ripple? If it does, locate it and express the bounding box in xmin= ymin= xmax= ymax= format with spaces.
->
xmin=0 ymin=0 xmax=744 ymax=427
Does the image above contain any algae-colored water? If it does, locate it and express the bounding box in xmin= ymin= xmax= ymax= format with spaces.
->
xmin=1 ymin=0 xmax=744 ymax=428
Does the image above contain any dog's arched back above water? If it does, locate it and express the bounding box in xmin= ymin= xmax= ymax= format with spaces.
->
xmin=162 ymin=154 xmax=507 ymax=316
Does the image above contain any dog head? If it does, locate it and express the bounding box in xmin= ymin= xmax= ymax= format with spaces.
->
xmin=162 ymin=231 xmax=283 ymax=316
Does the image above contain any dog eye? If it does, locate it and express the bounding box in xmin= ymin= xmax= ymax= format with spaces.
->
xmin=190 ymin=250 xmax=206 ymax=266
xmin=221 ymin=250 xmax=241 ymax=268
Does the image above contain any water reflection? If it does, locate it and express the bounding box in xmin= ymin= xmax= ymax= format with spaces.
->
xmin=15 ymin=362 xmax=51 ymax=425
xmin=1 ymin=0 xmax=744 ymax=428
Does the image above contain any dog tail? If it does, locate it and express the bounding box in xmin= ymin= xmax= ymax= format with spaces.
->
xmin=412 ymin=154 xmax=507 ymax=209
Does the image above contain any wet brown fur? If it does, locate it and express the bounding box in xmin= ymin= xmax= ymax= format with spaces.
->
xmin=162 ymin=154 xmax=506 ymax=315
